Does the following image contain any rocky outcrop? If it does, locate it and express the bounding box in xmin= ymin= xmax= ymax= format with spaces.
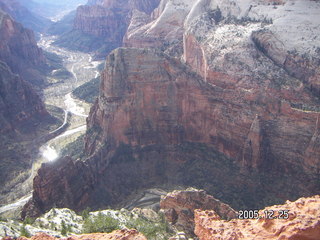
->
xmin=5 ymin=206 xmax=170 ymax=238
xmin=24 ymin=0 xmax=320 ymax=218
xmin=182 ymin=0 xmax=320 ymax=96
xmin=69 ymin=230 xmax=147 ymax=240
xmin=0 ymin=61 xmax=47 ymax=134
xmin=160 ymin=189 xmax=237 ymax=236
xmin=303 ymin=115 xmax=320 ymax=173
xmin=61 ymin=0 xmax=160 ymax=57
xmin=74 ymin=5 xmax=126 ymax=39
xmin=194 ymin=195 xmax=320 ymax=240
xmin=181 ymin=0 xmax=320 ymax=175
xmin=2 ymin=230 xmax=147 ymax=240
xmin=241 ymin=115 xmax=264 ymax=169
xmin=0 ymin=60 xmax=52 ymax=206
xmin=0 ymin=0 xmax=51 ymax=33
xmin=0 ymin=10 xmax=47 ymax=87
xmin=252 ymin=30 xmax=320 ymax=97
xmin=24 ymin=45 xmax=319 ymax=218
xmin=22 ymin=156 xmax=94 ymax=218
xmin=124 ymin=0 xmax=194 ymax=57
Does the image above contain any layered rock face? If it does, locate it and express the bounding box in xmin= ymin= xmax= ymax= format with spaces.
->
xmin=0 ymin=0 xmax=51 ymax=33
xmin=74 ymin=5 xmax=127 ymax=39
xmin=124 ymin=0 xmax=194 ymax=56
xmin=25 ymin=43 xmax=319 ymax=218
xmin=0 ymin=10 xmax=47 ymax=87
xmin=0 ymin=6 xmax=56 ymax=205
xmin=24 ymin=0 xmax=320 ymax=218
xmin=0 ymin=59 xmax=51 ymax=199
xmin=125 ymin=0 xmax=320 ymax=88
xmin=194 ymin=195 xmax=320 ymax=240
xmin=0 ymin=61 xmax=47 ymax=134
xmin=251 ymin=30 xmax=320 ymax=97
xmin=67 ymin=0 xmax=160 ymax=56
xmin=23 ymin=156 xmax=94 ymax=217
xmin=181 ymin=0 xmax=320 ymax=175
xmin=2 ymin=230 xmax=147 ymax=240
xmin=160 ymin=189 xmax=237 ymax=236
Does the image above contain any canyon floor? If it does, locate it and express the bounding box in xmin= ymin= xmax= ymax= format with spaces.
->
xmin=0 ymin=34 xmax=102 ymax=220
xmin=0 ymin=0 xmax=319 ymax=239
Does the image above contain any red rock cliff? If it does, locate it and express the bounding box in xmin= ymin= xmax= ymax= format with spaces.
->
xmin=2 ymin=229 xmax=147 ymax=240
xmin=194 ymin=195 xmax=320 ymax=240
xmin=0 ymin=59 xmax=51 ymax=202
xmin=71 ymin=0 xmax=160 ymax=56
xmin=0 ymin=10 xmax=47 ymax=87
xmin=0 ymin=61 xmax=47 ymax=134
xmin=23 ymin=46 xmax=320 ymax=218
xmin=0 ymin=0 xmax=51 ymax=33
xmin=160 ymin=189 xmax=237 ymax=237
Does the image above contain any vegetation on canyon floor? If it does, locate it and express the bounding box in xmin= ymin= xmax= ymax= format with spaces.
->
xmin=60 ymin=134 xmax=85 ymax=160
xmin=1 ymin=207 xmax=173 ymax=239
xmin=72 ymin=77 xmax=100 ymax=104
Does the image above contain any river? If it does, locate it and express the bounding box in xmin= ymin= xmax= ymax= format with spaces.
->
xmin=0 ymin=34 xmax=102 ymax=216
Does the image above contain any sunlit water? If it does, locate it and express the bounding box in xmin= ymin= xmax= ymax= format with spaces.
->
xmin=64 ymin=93 xmax=88 ymax=117
xmin=0 ymin=8 xmax=97 ymax=216
xmin=42 ymin=145 xmax=59 ymax=161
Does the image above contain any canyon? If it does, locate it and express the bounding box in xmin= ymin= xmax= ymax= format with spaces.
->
xmin=0 ymin=0 xmax=319 ymax=238
xmin=0 ymin=8 xmax=47 ymax=87
xmin=21 ymin=0 xmax=320 ymax=219
xmin=1 ymin=190 xmax=319 ymax=239
xmin=194 ymin=195 xmax=320 ymax=240
xmin=56 ymin=0 xmax=160 ymax=58
xmin=0 ymin=5 xmax=59 ymax=207
xmin=0 ymin=0 xmax=51 ymax=33
xmin=0 ymin=0 xmax=99 ymax=220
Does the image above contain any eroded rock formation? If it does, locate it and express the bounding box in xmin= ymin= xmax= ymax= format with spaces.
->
xmin=194 ymin=195 xmax=320 ymax=240
xmin=24 ymin=0 xmax=320 ymax=219
xmin=124 ymin=0 xmax=194 ymax=57
xmin=160 ymin=189 xmax=237 ymax=236
xmin=74 ymin=5 xmax=127 ymax=39
xmin=0 ymin=9 xmax=47 ymax=86
xmin=63 ymin=0 xmax=160 ymax=56
xmin=0 ymin=61 xmax=47 ymax=134
xmin=252 ymin=30 xmax=320 ymax=97
xmin=0 ymin=0 xmax=51 ymax=33
xmin=2 ymin=230 xmax=147 ymax=240
xmin=0 ymin=6 xmax=58 ymax=206
xmin=0 ymin=60 xmax=51 ymax=191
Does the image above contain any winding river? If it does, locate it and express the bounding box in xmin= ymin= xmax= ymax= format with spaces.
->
xmin=0 ymin=34 xmax=102 ymax=216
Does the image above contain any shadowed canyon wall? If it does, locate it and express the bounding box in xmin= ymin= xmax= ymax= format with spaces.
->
xmin=57 ymin=0 xmax=160 ymax=57
xmin=0 ymin=9 xmax=47 ymax=87
xmin=23 ymin=44 xmax=320 ymax=217
xmin=22 ymin=0 xmax=320 ymax=218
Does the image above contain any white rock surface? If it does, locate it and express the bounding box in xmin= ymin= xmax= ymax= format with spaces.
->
xmin=34 ymin=208 xmax=83 ymax=234
xmin=126 ymin=0 xmax=320 ymax=62
xmin=0 ymin=220 xmax=59 ymax=238
xmin=89 ymin=209 xmax=132 ymax=228
xmin=0 ymin=207 xmax=162 ymax=237
xmin=0 ymin=208 xmax=83 ymax=237
xmin=185 ymin=0 xmax=320 ymax=55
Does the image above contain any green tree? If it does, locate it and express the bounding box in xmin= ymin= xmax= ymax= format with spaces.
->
xmin=82 ymin=213 xmax=120 ymax=233
xmin=61 ymin=220 xmax=67 ymax=235
xmin=126 ymin=215 xmax=171 ymax=240
xmin=23 ymin=217 xmax=35 ymax=225
xmin=20 ymin=224 xmax=31 ymax=238
xmin=80 ymin=207 xmax=91 ymax=219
